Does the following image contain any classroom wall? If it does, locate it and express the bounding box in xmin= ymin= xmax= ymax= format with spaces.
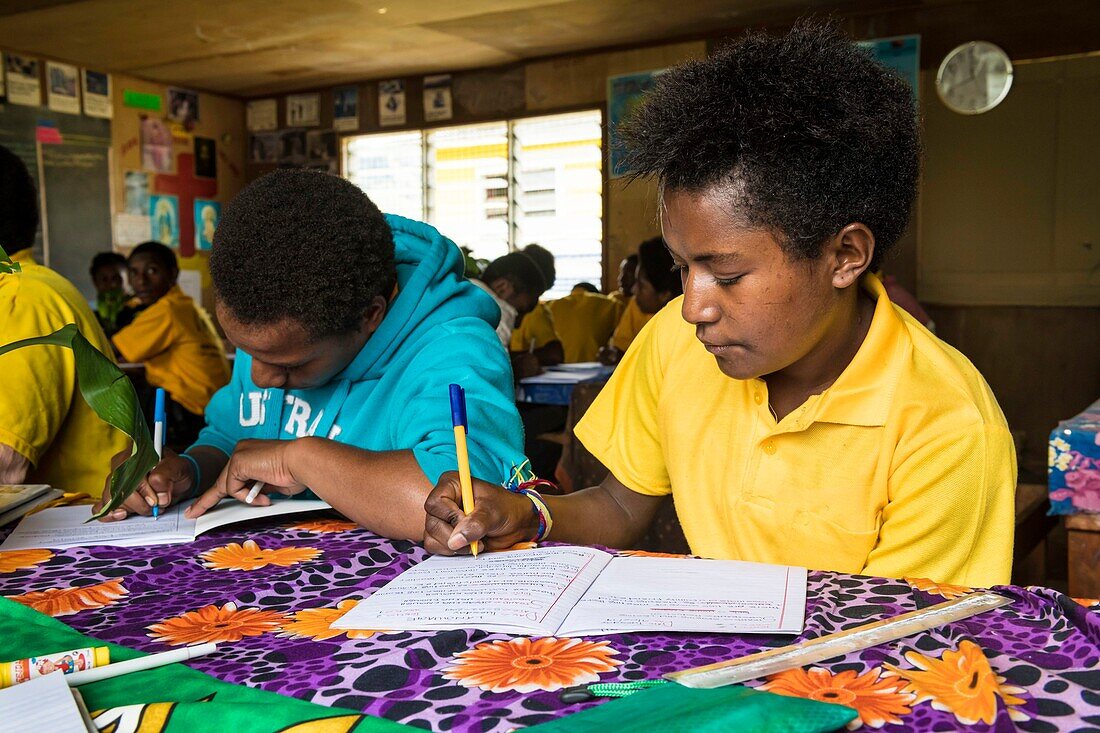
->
xmin=109 ymin=74 xmax=246 ymax=311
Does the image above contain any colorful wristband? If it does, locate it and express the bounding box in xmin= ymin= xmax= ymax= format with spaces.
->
xmin=180 ymin=453 xmax=202 ymax=499
xmin=517 ymin=488 xmax=553 ymax=542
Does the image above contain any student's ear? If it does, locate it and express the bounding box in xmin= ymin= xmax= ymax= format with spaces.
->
xmin=827 ymin=224 xmax=875 ymax=290
xmin=360 ymin=295 xmax=389 ymax=336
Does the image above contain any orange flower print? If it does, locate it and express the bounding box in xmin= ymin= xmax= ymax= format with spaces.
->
xmin=199 ymin=540 xmax=320 ymax=571
xmin=279 ymin=600 xmax=380 ymax=641
xmin=1072 ymin=597 xmax=1099 ymax=608
xmin=884 ymin=640 xmax=1029 ymax=724
xmin=618 ymin=550 xmax=691 ymax=559
xmin=288 ymin=518 xmax=359 ymax=533
xmin=0 ymin=548 xmax=53 ymax=573
xmin=9 ymin=578 xmax=127 ymax=617
xmin=760 ymin=667 xmax=914 ymax=729
xmin=147 ymin=602 xmax=285 ymax=645
xmin=904 ymin=577 xmax=973 ymax=600
xmin=443 ymin=637 xmax=621 ymax=693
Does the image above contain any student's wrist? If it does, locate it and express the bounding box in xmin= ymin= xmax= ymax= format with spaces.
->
xmin=286 ymin=436 xmax=322 ymax=486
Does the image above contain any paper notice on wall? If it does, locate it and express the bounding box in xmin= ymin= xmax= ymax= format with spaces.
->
xmin=286 ymin=93 xmax=320 ymax=127
xmin=5 ymin=54 xmax=42 ymax=106
xmin=333 ymin=86 xmax=359 ymax=131
xmin=114 ymin=213 xmax=151 ymax=248
xmin=379 ymin=79 xmax=406 ymax=127
xmin=46 ymin=61 xmax=80 ymax=114
xmin=178 ymin=269 xmax=203 ymax=305
xmin=423 ymin=74 xmax=452 ymax=122
xmin=82 ymin=70 xmax=112 ymax=118
xmin=247 ymin=98 xmax=277 ymax=131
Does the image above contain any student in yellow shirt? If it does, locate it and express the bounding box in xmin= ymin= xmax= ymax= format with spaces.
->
xmin=422 ymin=21 xmax=1015 ymax=587
xmin=112 ymin=241 xmax=230 ymax=447
xmin=0 ymin=145 xmax=129 ymax=495
xmin=547 ymin=284 xmax=625 ymax=363
xmin=510 ymin=244 xmax=565 ymax=375
xmin=599 ymin=236 xmax=683 ymax=364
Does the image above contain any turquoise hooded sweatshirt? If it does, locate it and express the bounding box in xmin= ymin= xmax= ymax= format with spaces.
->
xmin=192 ymin=214 xmax=526 ymax=485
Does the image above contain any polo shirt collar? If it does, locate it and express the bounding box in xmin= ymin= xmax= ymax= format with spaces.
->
xmin=809 ymin=272 xmax=906 ymax=428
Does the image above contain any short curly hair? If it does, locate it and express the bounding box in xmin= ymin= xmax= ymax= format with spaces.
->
xmin=210 ymin=169 xmax=396 ymax=340
xmin=637 ymin=236 xmax=682 ymax=297
xmin=0 ymin=144 xmax=39 ymax=254
xmin=621 ymin=19 xmax=921 ymax=271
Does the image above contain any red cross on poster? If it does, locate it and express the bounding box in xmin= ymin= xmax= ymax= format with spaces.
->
xmin=153 ymin=152 xmax=217 ymax=257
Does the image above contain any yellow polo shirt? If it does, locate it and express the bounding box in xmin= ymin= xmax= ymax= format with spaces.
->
xmin=610 ymin=297 xmax=654 ymax=352
xmin=548 ymin=290 xmax=625 ymax=363
xmin=575 ymin=274 xmax=1015 ymax=586
xmin=0 ymin=249 xmax=129 ymax=495
xmin=510 ymin=303 xmax=559 ymax=353
xmin=113 ymin=285 xmax=230 ymax=416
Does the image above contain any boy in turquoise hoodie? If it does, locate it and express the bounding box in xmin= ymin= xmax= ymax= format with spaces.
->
xmin=94 ymin=170 xmax=526 ymax=541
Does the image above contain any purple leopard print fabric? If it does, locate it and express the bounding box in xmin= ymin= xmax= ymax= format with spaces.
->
xmin=1 ymin=513 xmax=1098 ymax=732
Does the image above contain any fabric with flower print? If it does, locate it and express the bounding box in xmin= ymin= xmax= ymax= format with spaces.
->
xmin=288 ymin=518 xmax=360 ymax=533
xmin=884 ymin=640 xmax=1030 ymax=725
xmin=904 ymin=576 xmax=973 ymax=600
xmin=1047 ymin=397 xmax=1100 ymax=514
xmin=443 ymin=637 xmax=621 ymax=693
xmin=199 ymin=540 xmax=321 ymax=570
xmin=280 ymin=600 xmax=380 ymax=641
xmin=148 ymin=602 xmax=285 ymax=645
xmin=760 ymin=667 xmax=914 ymax=729
xmin=0 ymin=548 xmax=53 ymax=573
xmin=8 ymin=578 xmax=127 ymax=617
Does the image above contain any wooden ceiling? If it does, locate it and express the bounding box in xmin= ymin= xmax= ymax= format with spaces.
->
xmin=0 ymin=0 xmax=890 ymax=97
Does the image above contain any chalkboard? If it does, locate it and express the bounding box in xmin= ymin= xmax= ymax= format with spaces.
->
xmin=0 ymin=103 xmax=112 ymax=301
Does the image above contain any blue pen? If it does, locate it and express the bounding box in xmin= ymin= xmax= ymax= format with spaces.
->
xmin=152 ymin=388 xmax=166 ymax=520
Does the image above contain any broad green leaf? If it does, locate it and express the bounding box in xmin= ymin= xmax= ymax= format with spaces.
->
xmin=0 ymin=248 xmax=157 ymax=520
xmin=0 ymin=243 xmax=19 ymax=273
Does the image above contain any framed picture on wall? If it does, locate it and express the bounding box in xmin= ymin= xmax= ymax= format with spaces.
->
xmin=194 ymin=136 xmax=216 ymax=179
xmin=286 ymin=93 xmax=320 ymax=127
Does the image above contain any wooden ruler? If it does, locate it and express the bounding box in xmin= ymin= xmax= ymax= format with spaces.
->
xmin=666 ymin=591 xmax=1012 ymax=689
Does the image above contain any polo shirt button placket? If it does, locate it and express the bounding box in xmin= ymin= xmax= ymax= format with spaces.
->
xmin=762 ymin=439 xmax=777 ymax=455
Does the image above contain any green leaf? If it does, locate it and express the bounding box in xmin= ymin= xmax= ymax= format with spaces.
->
xmin=0 ymin=324 xmax=157 ymax=520
xmin=0 ymin=243 xmax=21 ymax=273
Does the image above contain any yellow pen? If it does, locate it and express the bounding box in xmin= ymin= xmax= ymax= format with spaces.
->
xmin=449 ymin=383 xmax=479 ymax=556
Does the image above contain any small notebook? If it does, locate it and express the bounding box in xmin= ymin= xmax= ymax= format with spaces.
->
xmin=0 ymin=670 xmax=92 ymax=733
xmin=0 ymin=485 xmax=63 ymax=527
xmin=0 ymin=498 xmax=332 ymax=552
xmin=333 ymin=546 xmax=806 ymax=637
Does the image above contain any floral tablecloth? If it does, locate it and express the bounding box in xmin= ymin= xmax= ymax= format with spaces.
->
xmin=1 ymin=514 xmax=1098 ymax=732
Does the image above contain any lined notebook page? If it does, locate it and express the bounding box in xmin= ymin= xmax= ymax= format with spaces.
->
xmin=0 ymin=671 xmax=89 ymax=733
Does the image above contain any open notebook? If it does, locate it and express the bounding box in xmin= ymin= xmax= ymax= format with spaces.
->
xmin=0 ymin=670 xmax=94 ymax=733
xmin=0 ymin=498 xmax=332 ymax=552
xmin=333 ymin=546 xmax=806 ymax=637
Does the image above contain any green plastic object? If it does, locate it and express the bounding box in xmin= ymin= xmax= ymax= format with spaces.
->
xmin=123 ymin=89 xmax=162 ymax=111
xmin=527 ymin=682 xmax=858 ymax=733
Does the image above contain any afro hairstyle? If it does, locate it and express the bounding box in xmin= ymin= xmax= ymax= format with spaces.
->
xmin=91 ymin=251 xmax=127 ymax=277
xmin=210 ymin=169 xmax=397 ymax=340
xmin=0 ymin=144 xmax=40 ymax=255
xmin=480 ymin=251 xmax=547 ymax=297
xmin=521 ymin=244 xmax=556 ymax=292
xmin=128 ymin=241 xmax=179 ymax=274
xmin=621 ymin=18 xmax=921 ymax=272
xmin=637 ymin=236 xmax=682 ymax=297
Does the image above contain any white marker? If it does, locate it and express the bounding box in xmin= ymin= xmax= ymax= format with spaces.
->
xmin=65 ymin=643 xmax=216 ymax=686
xmin=244 ymin=481 xmax=266 ymax=504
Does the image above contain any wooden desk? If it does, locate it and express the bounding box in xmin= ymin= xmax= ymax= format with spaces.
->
xmin=1067 ymin=513 xmax=1100 ymax=598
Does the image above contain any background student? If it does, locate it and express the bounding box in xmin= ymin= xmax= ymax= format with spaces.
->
xmin=0 ymin=145 xmax=129 ymax=494
xmin=88 ymin=251 xmax=140 ymax=338
xmin=422 ymin=21 xmax=1015 ymax=588
xmin=599 ymin=236 xmax=683 ymax=365
xmin=112 ymin=241 xmax=231 ymax=448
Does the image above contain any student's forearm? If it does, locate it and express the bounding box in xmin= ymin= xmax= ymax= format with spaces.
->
xmin=0 ymin=443 xmax=31 ymax=484
xmin=289 ymin=437 xmax=431 ymax=541
xmin=185 ymin=445 xmax=231 ymax=493
xmin=541 ymin=481 xmax=656 ymax=549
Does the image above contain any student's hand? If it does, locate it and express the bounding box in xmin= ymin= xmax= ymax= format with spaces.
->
xmin=94 ymin=448 xmax=194 ymax=522
xmin=423 ymin=471 xmax=540 ymax=555
xmin=511 ymin=352 xmax=543 ymax=381
xmin=185 ymin=439 xmax=307 ymax=518
xmin=597 ymin=346 xmax=623 ymax=366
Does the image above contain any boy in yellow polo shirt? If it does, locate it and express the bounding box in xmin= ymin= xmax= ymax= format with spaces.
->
xmin=599 ymin=236 xmax=682 ymax=364
xmin=422 ymin=21 xmax=1015 ymax=587
xmin=0 ymin=145 xmax=129 ymax=495
xmin=112 ymin=241 xmax=230 ymax=447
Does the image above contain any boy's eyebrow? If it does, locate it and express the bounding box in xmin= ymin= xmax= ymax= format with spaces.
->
xmin=690 ymin=251 xmax=743 ymax=265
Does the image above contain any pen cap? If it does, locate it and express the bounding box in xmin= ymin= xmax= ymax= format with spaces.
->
xmin=154 ymin=387 xmax=166 ymax=419
xmin=448 ymin=384 xmax=467 ymax=430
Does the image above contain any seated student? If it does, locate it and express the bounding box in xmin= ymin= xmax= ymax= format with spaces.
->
xmin=112 ymin=241 xmax=231 ymax=448
xmin=471 ymin=251 xmax=547 ymax=349
xmin=89 ymin=251 xmax=140 ymax=337
xmin=609 ymin=254 xmax=638 ymax=305
xmin=0 ymin=145 xmax=129 ymax=494
xmin=599 ymin=236 xmax=682 ymax=365
xmin=94 ymin=169 xmax=526 ymax=543
xmin=510 ymin=244 xmax=565 ymax=373
xmin=547 ymin=283 xmax=624 ymax=363
xmin=422 ymin=21 xmax=1015 ymax=587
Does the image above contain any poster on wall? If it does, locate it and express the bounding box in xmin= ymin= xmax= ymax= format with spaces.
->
xmin=5 ymin=55 xmax=41 ymax=106
xmin=141 ymin=117 xmax=174 ymax=173
xmin=194 ymin=136 xmax=216 ymax=179
xmin=379 ymin=79 xmax=406 ymax=127
xmin=149 ymin=194 xmax=180 ymax=248
xmin=247 ymin=98 xmax=277 ymax=131
xmin=45 ymin=61 xmax=79 ymax=114
xmin=422 ymin=75 xmax=452 ymax=122
xmin=857 ymin=35 xmax=920 ymax=104
xmin=114 ymin=213 xmax=151 ymax=248
xmin=306 ymin=130 xmax=336 ymax=162
xmin=249 ymin=133 xmax=280 ymax=163
xmin=607 ymin=69 xmax=665 ymax=178
xmin=167 ymin=87 xmax=199 ymax=126
xmin=280 ymin=129 xmax=307 ymax=165
xmin=124 ymin=170 xmax=150 ymax=215
xmin=286 ymin=93 xmax=320 ymax=127
xmin=333 ymin=87 xmax=359 ymax=131
xmin=194 ymin=199 xmax=220 ymax=251
xmin=82 ymin=70 xmax=112 ymax=118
